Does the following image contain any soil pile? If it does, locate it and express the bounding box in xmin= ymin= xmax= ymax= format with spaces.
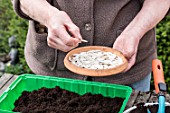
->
xmin=13 ymin=86 xmax=124 ymax=113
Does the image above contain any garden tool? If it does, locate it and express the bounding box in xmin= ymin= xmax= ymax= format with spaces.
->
xmin=152 ymin=59 xmax=167 ymax=113
xmin=123 ymin=59 xmax=170 ymax=113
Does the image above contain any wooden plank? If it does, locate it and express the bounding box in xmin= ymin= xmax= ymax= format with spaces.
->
xmin=133 ymin=91 xmax=151 ymax=105
xmin=165 ymin=93 xmax=170 ymax=103
xmin=125 ymin=90 xmax=139 ymax=110
xmin=0 ymin=75 xmax=18 ymax=95
xmin=0 ymin=73 xmax=13 ymax=89
xmin=148 ymin=91 xmax=170 ymax=103
xmin=148 ymin=91 xmax=158 ymax=103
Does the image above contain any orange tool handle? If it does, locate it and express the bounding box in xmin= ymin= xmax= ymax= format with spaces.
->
xmin=152 ymin=59 xmax=165 ymax=94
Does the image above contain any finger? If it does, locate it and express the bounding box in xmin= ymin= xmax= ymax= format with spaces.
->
xmin=47 ymin=35 xmax=76 ymax=52
xmin=113 ymin=45 xmax=123 ymax=55
xmin=61 ymin=12 xmax=83 ymax=41
xmin=65 ymin=23 xmax=82 ymax=41
xmin=123 ymin=47 xmax=135 ymax=60
xmin=114 ymin=45 xmax=134 ymax=60
xmin=123 ymin=54 xmax=136 ymax=72
xmin=113 ymin=40 xmax=125 ymax=53
xmin=113 ymin=38 xmax=134 ymax=59
xmin=57 ymin=26 xmax=81 ymax=46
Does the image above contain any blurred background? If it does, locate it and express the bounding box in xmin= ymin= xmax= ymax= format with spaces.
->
xmin=0 ymin=0 xmax=169 ymax=92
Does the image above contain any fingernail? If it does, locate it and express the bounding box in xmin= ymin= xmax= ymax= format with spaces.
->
xmin=77 ymin=38 xmax=82 ymax=43
xmin=78 ymin=34 xmax=82 ymax=40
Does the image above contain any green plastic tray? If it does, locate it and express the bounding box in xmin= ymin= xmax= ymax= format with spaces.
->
xmin=0 ymin=74 xmax=132 ymax=113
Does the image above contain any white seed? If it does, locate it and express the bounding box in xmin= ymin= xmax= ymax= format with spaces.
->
xmin=69 ymin=50 xmax=123 ymax=69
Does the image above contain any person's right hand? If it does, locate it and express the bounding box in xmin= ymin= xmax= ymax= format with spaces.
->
xmin=45 ymin=9 xmax=82 ymax=52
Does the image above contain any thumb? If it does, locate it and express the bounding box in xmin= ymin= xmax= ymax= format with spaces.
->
xmin=123 ymin=54 xmax=136 ymax=72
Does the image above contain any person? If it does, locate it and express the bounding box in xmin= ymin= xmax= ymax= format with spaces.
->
xmin=11 ymin=0 xmax=170 ymax=92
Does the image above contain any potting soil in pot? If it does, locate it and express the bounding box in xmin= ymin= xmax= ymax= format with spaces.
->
xmin=130 ymin=104 xmax=170 ymax=113
xmin=13 ymin=86 xmax=124 ymax=113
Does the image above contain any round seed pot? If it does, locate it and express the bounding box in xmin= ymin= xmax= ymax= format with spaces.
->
xmin=64 ymin=46 xmax=128 ymax=76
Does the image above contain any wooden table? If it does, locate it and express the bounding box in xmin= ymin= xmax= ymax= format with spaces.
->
xmin=0 ymin=73 xmax=170 ymax=110
xmin=0 ymin=73 xmax=18 ymax=96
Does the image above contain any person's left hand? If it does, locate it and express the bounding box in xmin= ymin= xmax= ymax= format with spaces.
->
xmin=113 ymin=33 xmax=140 ymax=72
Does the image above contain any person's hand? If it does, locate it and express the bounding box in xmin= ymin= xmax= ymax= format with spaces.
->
xmin=113 ymin=33 xmax=140 ymax=72
xmin=45 ymin=10 xmax=82 ymax=52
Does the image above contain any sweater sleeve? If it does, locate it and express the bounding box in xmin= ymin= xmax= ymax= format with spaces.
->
xmin=12 ymin=0 xmax=32 ymax=20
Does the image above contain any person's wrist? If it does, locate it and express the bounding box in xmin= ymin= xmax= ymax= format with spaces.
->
xmin=120 ymin=31 xmax=141 ymax=43
xmin=44 ymin=7 xmax=60 ymax=27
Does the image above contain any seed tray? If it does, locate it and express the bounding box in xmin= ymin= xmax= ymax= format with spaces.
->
xmin=0 ymin=74 xmax=132 ymax=113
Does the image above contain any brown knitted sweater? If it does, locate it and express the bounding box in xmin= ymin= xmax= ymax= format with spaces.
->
xmin=12 ymin=0 xmax=164 ymax=85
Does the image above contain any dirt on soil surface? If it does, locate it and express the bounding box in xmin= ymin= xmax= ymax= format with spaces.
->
xmin=130 ymin=104 xmax=170 ymax=113
xmin=13 ymin=86 xmax=124 ymax=113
